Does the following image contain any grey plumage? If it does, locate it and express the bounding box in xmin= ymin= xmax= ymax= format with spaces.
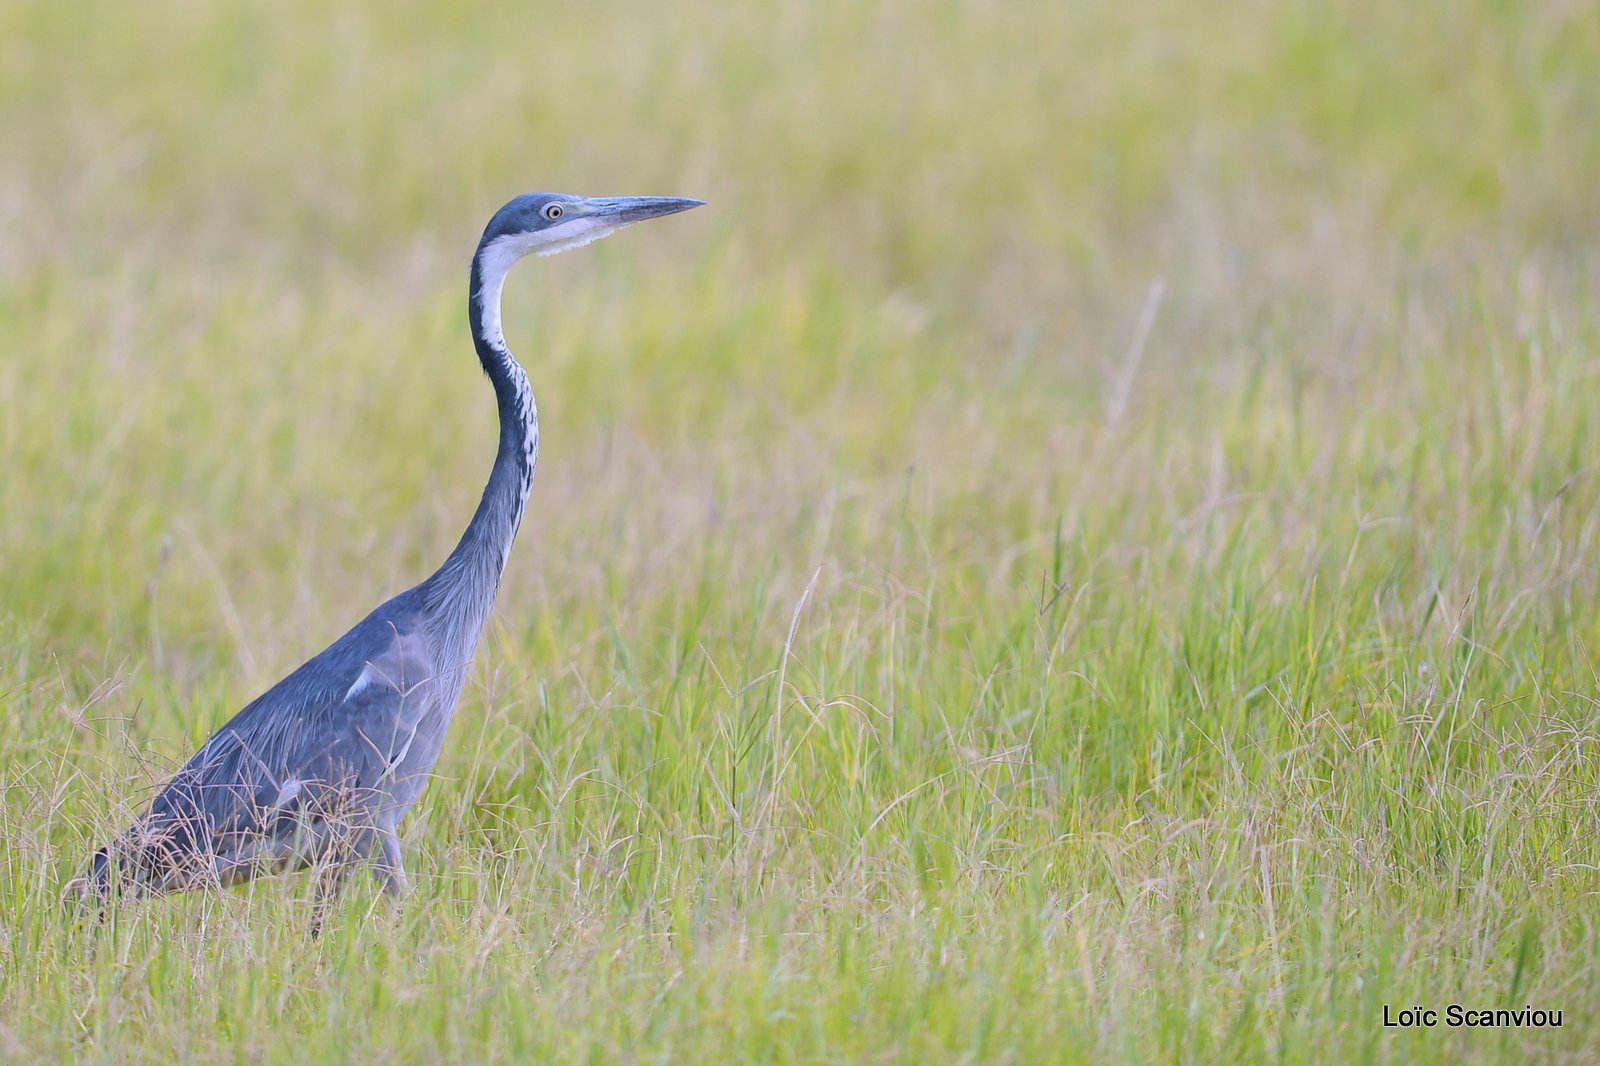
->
xmin=73 ymin=192 xmax=703 ymax=907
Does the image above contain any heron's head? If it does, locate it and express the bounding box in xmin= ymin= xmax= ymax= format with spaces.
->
xmin=478 ymin=192 xmax=705 ymax=264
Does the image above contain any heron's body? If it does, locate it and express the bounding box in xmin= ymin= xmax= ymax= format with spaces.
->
xmin=74 ymin=192 xmax=702 ymax=904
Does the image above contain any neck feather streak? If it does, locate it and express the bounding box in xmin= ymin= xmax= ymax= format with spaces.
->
xmin=422 ymin=243 xmax=539 ymax=659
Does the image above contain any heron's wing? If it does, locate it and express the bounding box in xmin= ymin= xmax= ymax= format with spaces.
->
xmin=124 ymin=619 xmax=440 ymax=881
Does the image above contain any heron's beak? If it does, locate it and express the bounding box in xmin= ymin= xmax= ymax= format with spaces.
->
xmin=584 ymin=196 xmax=706 ymax=224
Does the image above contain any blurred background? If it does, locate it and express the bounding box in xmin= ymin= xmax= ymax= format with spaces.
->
xmin=4 ymin=0 xmax=1600 ymax=1058
xmin=4 ymin=0 xmax=1596 ymax=669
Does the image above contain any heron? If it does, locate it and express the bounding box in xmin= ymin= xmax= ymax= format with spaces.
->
xmin=70 ymin=192 xmax=704 ymax=912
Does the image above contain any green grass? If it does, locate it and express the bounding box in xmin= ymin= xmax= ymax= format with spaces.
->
xmin=4 ymin=0 xmax=1600 ymax=1061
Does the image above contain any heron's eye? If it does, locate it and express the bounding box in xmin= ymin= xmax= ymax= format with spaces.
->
xmin=542 ymin=204 xmax=565 ymax=221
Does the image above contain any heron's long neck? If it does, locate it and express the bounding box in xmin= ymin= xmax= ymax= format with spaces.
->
xmin=422 ymin=246 xmax=538 ymax=655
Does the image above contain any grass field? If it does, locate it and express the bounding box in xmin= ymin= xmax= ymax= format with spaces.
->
xmin=4 ymin=0 xmax=1600 ymax=1061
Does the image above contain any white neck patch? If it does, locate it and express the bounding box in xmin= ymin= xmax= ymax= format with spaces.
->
xmin=475 ymin=234 xmax=530 ymax=349
xmin=475 ymin=218 xmax=631 ymax=346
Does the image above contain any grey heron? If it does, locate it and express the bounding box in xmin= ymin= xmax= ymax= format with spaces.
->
xmin=71 ymin=192 xmax=704 ymax=910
